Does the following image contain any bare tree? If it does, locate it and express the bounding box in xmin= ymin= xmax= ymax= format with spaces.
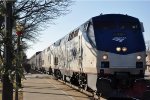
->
xmin=0 ymin=0 xmax=73 ymax=68
xmin=0 ymin=0 xmax=73 ymax=60
xmin=0 ymin=0 xmax=73 ymax=100
xmin=14 ymin=0 xmax=73 ymax=41
xmin=0 ymin=0 xmax=73 ymax=42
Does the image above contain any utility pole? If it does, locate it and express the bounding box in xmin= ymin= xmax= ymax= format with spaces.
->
xmin=2 ymin=0 xmax=15 ymax=100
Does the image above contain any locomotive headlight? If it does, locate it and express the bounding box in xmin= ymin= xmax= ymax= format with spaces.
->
xmin=137 ymin=55 xmax=142 ymax=60
xmin=122 ymin=47 xmax=127 ymax=52
xmin=102 ymin=54 xmax=108 ymax=60
xmin=116 ymin=47 xmax=121 ymax=52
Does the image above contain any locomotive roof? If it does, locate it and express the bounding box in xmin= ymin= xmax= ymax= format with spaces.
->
xmin=92 ymin=14 xmax=139 ymax=22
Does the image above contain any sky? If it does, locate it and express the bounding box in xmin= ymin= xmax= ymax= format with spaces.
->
xmin=26 ymin=0 xmax=150 ymax=58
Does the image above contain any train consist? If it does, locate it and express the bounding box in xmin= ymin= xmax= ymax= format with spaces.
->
xmin=29 ymin=14 xmax=147 ymax=99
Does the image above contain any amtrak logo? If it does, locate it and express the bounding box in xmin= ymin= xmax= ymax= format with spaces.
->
xmin=112 ymin=37 xmax=127 ymax=42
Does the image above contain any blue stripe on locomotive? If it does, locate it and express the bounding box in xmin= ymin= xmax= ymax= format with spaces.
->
xmin=92 ymin=14 xmax=146 ymax=55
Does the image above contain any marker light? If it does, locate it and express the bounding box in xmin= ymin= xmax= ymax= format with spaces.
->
xmin=122 ymin=47 xmax=127 ymax=52
xmin=137 ymin=55 xmax=142 ymax=60
xmin=116 ymin=47 xmax=121 ymax=52
xmin=102 ymin=54 xmax=108 ymax=60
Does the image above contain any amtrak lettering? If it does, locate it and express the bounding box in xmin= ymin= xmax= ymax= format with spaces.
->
xmin=112 ymin=37 xmax=127 ymax=42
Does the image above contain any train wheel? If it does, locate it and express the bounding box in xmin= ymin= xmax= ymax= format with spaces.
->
xmin=63 ymin=75 xmax=67 ymax=82
xmin=48 ymin=67 xmax=53 ymax=75
xmin=55 ymin=70 xmax=62 ymax=79
xmin=84 ymin=84 xmax=88 ymax=91
xmin=148 ymin=66 xmax=150 ymax=72
xmin=97 ymin=79 xmax=112 ymax=97
xmin=78 ymin=73 xmax=87 ymax=90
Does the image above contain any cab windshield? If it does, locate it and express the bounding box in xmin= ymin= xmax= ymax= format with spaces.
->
xmin=94 ymin=21 xmax=140 ymax=31
xmin=94 ymin=21 xmax=115 ymax=30
xmin=119 ymin=22 xmax=139 ymax=31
